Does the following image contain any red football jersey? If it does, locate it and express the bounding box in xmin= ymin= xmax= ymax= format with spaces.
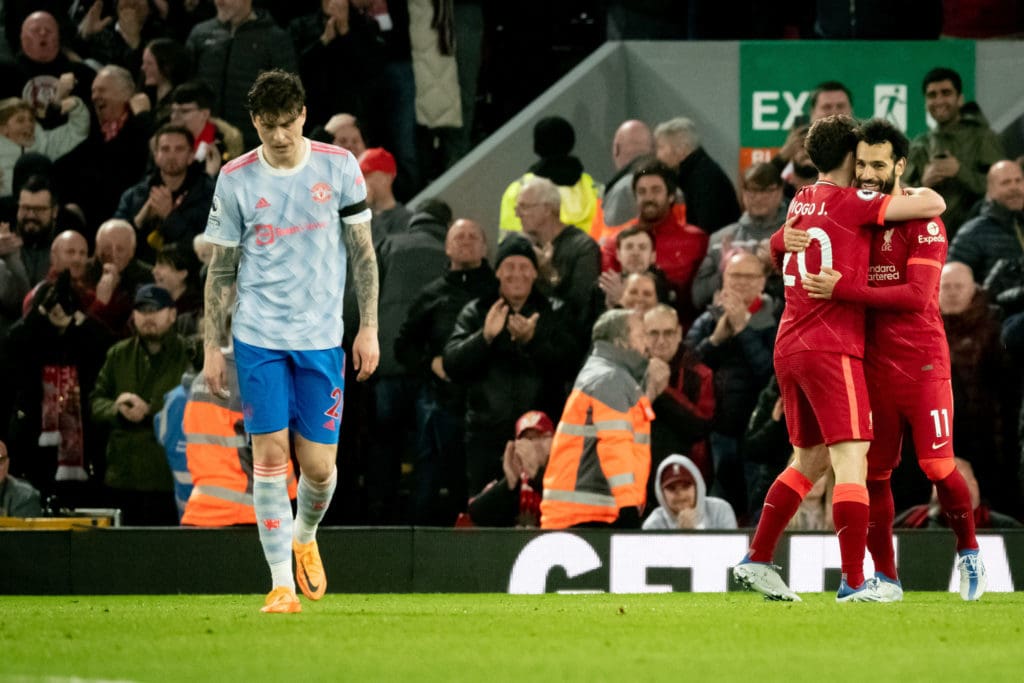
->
xmin=774 ymin=182 xmax=891 ymax=360
xmin=861 ymin=217 xmax=950 ymax=380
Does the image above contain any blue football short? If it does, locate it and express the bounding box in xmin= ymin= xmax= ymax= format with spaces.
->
xmin=233 ymin=338 xmax=345 ymax=445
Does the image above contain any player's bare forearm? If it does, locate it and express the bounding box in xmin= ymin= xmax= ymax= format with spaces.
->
xmin=344 ymin=220 xmax=379 ymax=329
xmin=203 ymin=244 xmax=240 ymax=348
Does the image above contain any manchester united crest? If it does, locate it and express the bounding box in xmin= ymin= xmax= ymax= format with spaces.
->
xmin=311 ymin=182 xmax=332 ymax=204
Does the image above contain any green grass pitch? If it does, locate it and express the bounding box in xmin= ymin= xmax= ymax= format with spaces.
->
xmin=2 ymin=592 xmax=1021 ymax=682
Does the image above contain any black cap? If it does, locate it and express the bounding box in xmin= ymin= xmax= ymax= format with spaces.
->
xmin=134 ymin=284 xmax=174 ymax=312
xmin=495 ymin=235 xmax=538 ymax=271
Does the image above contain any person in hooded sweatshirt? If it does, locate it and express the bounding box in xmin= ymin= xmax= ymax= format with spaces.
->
xmin=498 ymin=116 xmax=601 ymax=238
xmin=642 ymin=454 xmax=737 ymax=530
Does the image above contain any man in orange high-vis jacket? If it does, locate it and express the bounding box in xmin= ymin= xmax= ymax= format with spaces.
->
xmin=541 ymin=309 xmax=656 ymax=529
xmin=181 ymin=353 xmax=296 ymax=526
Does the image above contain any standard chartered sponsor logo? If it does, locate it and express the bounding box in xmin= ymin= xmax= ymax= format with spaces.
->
xmin=869 ymin=264 xmax=901 ymax=282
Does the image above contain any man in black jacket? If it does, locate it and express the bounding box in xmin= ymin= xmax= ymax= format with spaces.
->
xmin=443 ymin=235 xmax=578 ymax=494
xmin=114 ymin=124 xmax=215 ymax=263
xmin=363 ymin=199 xmax=451 ymax=524
xmin=395 ymin=218 xmax=494 ymax=523
xmin=654 ymin=116 xmax=741 ymax=234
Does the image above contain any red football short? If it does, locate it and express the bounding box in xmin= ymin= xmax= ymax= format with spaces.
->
xmin=865 ymin=374 xmax=955 ymax=477
xmin=775 ymin=350 xmax=873 ymax=448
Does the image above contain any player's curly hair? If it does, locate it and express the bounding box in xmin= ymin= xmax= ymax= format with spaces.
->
xmin=246 ymin=70 xmax=305 ymax=121
xmin=856 ymin=118 xmax=910 ymax=162
xmin=804 ymin=114 xmax=858 ymax=175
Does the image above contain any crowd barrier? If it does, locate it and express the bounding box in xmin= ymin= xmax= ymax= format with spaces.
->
xmin=2 ymin=527 xmax=1020 ymax=595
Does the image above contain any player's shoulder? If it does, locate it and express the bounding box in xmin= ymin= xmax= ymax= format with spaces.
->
xmin=221 ymin=149 xmax=260 ymax=176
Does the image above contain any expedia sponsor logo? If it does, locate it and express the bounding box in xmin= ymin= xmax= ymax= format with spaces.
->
xmin=918 ymin=234 xmax=946 ymax=244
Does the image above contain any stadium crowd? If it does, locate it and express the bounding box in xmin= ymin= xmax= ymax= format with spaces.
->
xmin=0 ymin=1 xmax=1022 ymax=533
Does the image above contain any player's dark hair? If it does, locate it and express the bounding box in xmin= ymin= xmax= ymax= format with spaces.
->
xmin=809 ymin=80 xmax=853 ymax=110
xmin=170 ymin=81 xmax=214 ymax=110
xmin=154 ymin=123 xmax=195 ymax=149
xmin=856 ymin=118 xmax=909 ymax=162
xmin=615 ymin=225 xmax=656 ymax=251
xmin=804 ymin=114 xmax=858 ymax=175
xmin=631 ymin=158 xmax=678 ymax=196
xmin=922 ymin=67 xmax=962 ymax=95
xmin=246 ymin=70 xmax=305 ymax=121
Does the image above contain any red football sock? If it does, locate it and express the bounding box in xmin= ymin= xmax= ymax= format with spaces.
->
xmin=934 ymin=468 xmax=978 ymax=553
xmin=833 ymin=483 xmax=870 ymax=588
xmin=747 ymin=467 xmax=813 ymax=563
xmin=866 ymin=478 xmax=897 ymax=580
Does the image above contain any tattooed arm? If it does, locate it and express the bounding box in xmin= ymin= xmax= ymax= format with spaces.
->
xmin=343 ymin=219 xmax=380 ymax=381
xmin=202 ymin=244 xmax=240 ymax=396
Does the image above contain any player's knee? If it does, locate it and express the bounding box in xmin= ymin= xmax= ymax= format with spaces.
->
xmin=919 ymin=457 xmax=955 ymax=482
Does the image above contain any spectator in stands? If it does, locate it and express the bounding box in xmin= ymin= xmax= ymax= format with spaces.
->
xmin=0 ymin=92 xmax=88 ymax=197
xmin=692 ymin=161 xmax=787 ymax=310
xmin=596 ymin=226 xmax=671 ymax=312
xmin=350 ymin=0 xmax=418 ymax=200
xmin=2 ymin=175 xmax=62 ymax=297
xmin=904 ymin=67 xmax=1005 ymax=236
xmin=365 ymin=197 xmax=451 ymax=524
xmin=643 ymin=303 xmax=714 ymax=494
xmin=768 ymin=81 xmax=849 ymax=201
xmin=642 ymin=455 xmax=737 ymax=530
xmin=600 ymin=119 xmax=654 ymax=229
xmin=78 ymin=0 xmax=169 ymax=73
xmin=0 ymin=11 xmax=95 ymax=122
xmin=444 ymin=235 xmax=577 ymax=494
xmin=288 ymin=0 xmax=385 ymax=132
xmin=948 ymin=160 xmax=1024 ymax=283
xmin=499 ymin=116 xmax=600 ymax=237
xmin=89 ymin=284 xmax=191 ymax=525
xmin=896 ymin=458 xmax=1021 ymax=529
xmin=84 ymin=218 xmax=154 ymax=336
xmin=168 ymin=81 xmax=243 ymax=177
xmin=0 ymin=439 xmax=42 ymax=516
xmin=138 ymin=37 xmax=192 ymax=125
xmin=186 ymin=0 xmax=297 ymax=150
xmin=619 ymin=271 xmax=661 ymax=314
xmin=22 ymin=229 xmax=90 ymax=317
xmin=114 ymin=124 xmax=215 ymax=263
xmin=654 ymin=116 xmax=741 ymax=234
xmin=516 ymin=175 xmax=601 ymax=338
xmin=395 ymin=218 xmax=495 ymax=524
xmin=0 ymin=219 xmax=29 ymax=336
xmin=325 ymin=112 xmax=367 ymax=157
xmin=686 ymin=250 xmax=778 ymax=520
xmin=151 ymin=243 xmax=202 ymax=338
xmin=463 ymin=410 xmax=554 ymax=528
xmin=358 ymin=147 xmax=410 ymax=248
xmin=985 ymin=249 xmax=1024 ymax=319
xmin=1 ymin=270 xmax=111 ymax=504
xmin=56 ymin=65 xmax=153 ymax=232
xmin=940 ymin=261 xmax=1016 ymax=512
xmin=808 ymin=81 xmax=853 ymax=121
xmin=601 ymin=160 xmax=708 ymax=322
xmin=540 ymin=309 xmax=650 ymax=529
